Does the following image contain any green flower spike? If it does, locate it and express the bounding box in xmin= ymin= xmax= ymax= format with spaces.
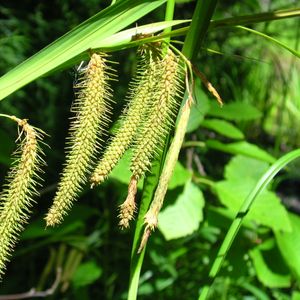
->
xmin=45 ymin=53 xmax=114 ymax=227
xmin=119 ymin=49 xmax=184 ymax=228
xmin=90 ymin=48 xmax=160 ymax=187
xmin=0 ymin=117 xmax=44 ymax=278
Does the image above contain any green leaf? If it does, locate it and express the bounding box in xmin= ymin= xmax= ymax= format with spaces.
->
xmin=249 ymin=239 xmax=291 ymax=288
xmin=208 ymin=101 xmax=262 ymax=121
xmin=206 ymin=140 xmax=276 ymax=163
xmin=0 ymin=0 xmax=167 ymax=100
xmin=168 ymin=162 xmax=192 ymax=189
xmin=72 ymin=261 xmax=102 ymax=288
xmin=186 ymin=79 xmax=210 ymax=133
xmin=215 ymin=155 xmax=291 ymax=232
xmin=100 ymin=20 xmax=190 ymax=50
xmin=158 ymin=181 xmax=204 ymax=240
xmin=236 ymin=25 xmax=300 ymax=59
xmin=215 ymin=179 xmax=291 ymax=232
xmin=21 ymin=204 xmax=98 ymax=240
xmin=292 ymin=292 xmax=300 ymax=300
xmin=224 ymin=155 xmax=269 ymax=181
xmin=275 ymin=213 xmax=300 ymax=281
xmin=201 ymin=118 xmax=244 ymax=139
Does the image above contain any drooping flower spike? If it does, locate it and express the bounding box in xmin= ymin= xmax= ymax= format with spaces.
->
xmin=119 ymin=48 xmax=185 ymax=228
xmin=0 ymin=115 xmax=44 ymax=277
xmin=45 ymin=52 xmax=115 ymax=226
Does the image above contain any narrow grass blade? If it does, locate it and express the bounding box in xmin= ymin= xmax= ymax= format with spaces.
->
xmin=46 ymin=20 xmax=190 ymax=77
xmin=0 ymin=0 xmax=166 ymax=101
xmin=198 ymin=149 xmax=300 ymax=300
xmin=210 ymin=7 xmax=300 ymax=29
xmin=235 ymin=25 xmax=300 ymax=58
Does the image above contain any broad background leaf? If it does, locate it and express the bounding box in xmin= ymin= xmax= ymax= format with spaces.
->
xmin=206 ymin=140 xmax=276 ymax=163
xmin=208 ymin=101 xmax=262 ymax=121
xmin=215 ymin=155 xmax=291 ymax=232
xmin=158 ymin=181 xmax=204 ymax=240
xmin=201 ymin=118 xmax=244 ymax=139
xmin=275 ymin=213 xmax=300 ymax=281
xmin=72 ymin=260 xmax=102 ymax=288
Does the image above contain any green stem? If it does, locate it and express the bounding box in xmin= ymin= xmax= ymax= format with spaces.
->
xmin=198 ymin=149 xmax=300 ymax=300
xmin=182 ymin=0 xmax=218 ymax=60
xmin=193 ymin=176 xmax=215 ymax=187
xmin=127 ymin=139 xmax=170 ymax=300
xmin=182 ymin=140 xmax=206 ymax=148
xmin=163 ymin=0 xmax=176 ymax=44
xmin=127 ymin=1 xmax=176 ymax=299
xmin=210 ymin=7 xmax=300 ymax=29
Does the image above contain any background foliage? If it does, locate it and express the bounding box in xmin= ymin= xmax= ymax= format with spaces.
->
xmin=0 ymin=0 xmax=300 ymax=299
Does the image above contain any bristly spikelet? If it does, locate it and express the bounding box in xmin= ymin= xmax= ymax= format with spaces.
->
xmin=90 ymin=48 xmax=160 ymax=187
xmin=45 ymin=53 xmax=114 ymax=227
xmin=119 ymin=49 xmax=184 ymax=228
xmin=0 ymin=118 xmax=44 ymax=278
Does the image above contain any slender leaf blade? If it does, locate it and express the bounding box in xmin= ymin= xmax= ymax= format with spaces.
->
xmin=0 ymin=0 xmax=166 ymax=100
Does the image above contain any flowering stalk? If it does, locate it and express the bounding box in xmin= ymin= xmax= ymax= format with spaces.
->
xmin=119 ymin=49 xmax=184 ymax=228
xmin=90 ymin=48 xmax=160 ymax=187
xmin=0 ymin=116 xmax=44 ymax=277
xmin=45 ymin=53 xmax=114 ymax=226
xmin=139 ymin=74 xmax=193 ymax=253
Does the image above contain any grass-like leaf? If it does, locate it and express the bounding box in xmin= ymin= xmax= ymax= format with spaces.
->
xmin=0 ymin=0 xmax=166 ymax=101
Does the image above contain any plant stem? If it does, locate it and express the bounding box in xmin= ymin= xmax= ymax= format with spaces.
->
xmin=182 ymin=0 xmax=218 ymax=60
xmin=164 ymin=0 xmax=175 ymax=44
xmin=127 ymin=139 xmax=170 ymax=300
xmin=127 ymin=0 xmax=177 ymax=298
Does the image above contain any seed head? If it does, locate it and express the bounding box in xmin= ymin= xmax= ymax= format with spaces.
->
xmin=45 ymin=53 xmax=114 ymax=226
xmin=0 ymin=118 xmax=44 ymax=277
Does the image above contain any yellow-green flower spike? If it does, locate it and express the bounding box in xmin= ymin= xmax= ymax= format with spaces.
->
xmin=0 ymin=118 xmax=44 ymax=278
xmin=131 ymin=49 xmax=183 ymax=179
xmin=90 ymin=48 xmax=160 ymax=187
xmin=118 ymin=49 xmax=184 ymax=228
xmin=45 ymin=53 xmax=114 ymax=227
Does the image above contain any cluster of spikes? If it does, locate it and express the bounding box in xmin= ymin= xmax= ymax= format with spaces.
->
xmin=0 ymin=43 xmax=187 ymax=277
xmin=45 ymin=44 xmax=185 ymax=229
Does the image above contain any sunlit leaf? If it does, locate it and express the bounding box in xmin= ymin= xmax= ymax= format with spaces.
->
xmin=275 ymin=213 xmax=300 ymax=281
xmin=206 ymin=140 xmax=276 ymax=163
xmin=215 ymin=179 xmax=291 ymax=232
xmin=201 ymin=118 xmax=244 ymax=139
xmin=158 ymin=181 xmax=204 ymax=240
xmin=168 ymin=162 xmax=192 ymax=189
xmin=208 ymin=101 xmax=262 ymax=121
xmin=249 ymin=239 xmax=291 ymax=288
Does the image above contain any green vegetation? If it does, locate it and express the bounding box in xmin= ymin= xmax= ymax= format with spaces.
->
xmin=0 ymin=1 xmax=300 ymax=299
